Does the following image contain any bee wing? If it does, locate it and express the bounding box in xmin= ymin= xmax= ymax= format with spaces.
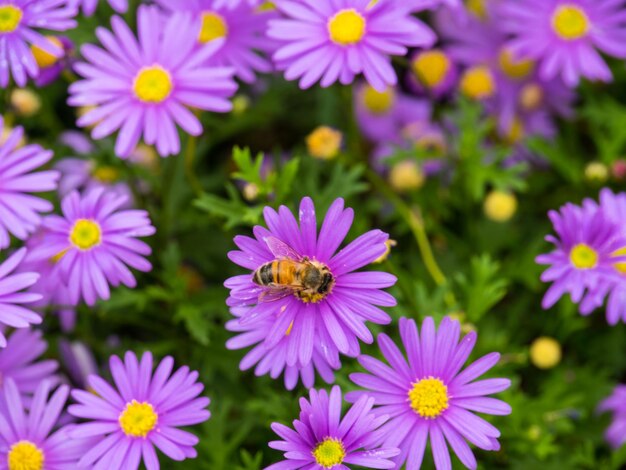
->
xmin=263 ymin=236 xmax=303 ymax=261
xmin=258 ymin=286 xmax=296 ymax=303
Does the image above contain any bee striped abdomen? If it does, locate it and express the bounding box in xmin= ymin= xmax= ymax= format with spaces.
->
xmin=254 ymin=262 xmax=275 ymax=286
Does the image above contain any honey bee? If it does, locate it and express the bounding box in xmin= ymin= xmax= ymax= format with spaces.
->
xmin=252 ymin=236 xmax=335 ymax=303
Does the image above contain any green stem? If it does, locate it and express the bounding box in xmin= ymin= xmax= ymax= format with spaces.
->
xmin=184 ymin=134 xmax=203 ymax=196
xmin=366 ymin=169 xmax=457 ymax=308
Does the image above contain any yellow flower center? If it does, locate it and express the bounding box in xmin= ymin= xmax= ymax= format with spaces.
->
xmin=570 ymin=243 xmax=598 ymax=269
xmin=8 ymin=441 xmax=44 ymax=470
xmin=466 ymin=0 xmax=486 ymax=19
xmin=498 ymin=48 xmax=534 ymax=80
xmin=133 ymin=66 xmax=173 ymax=103
xmin=362 ymin=85 xmax=394 ymax=114
xmin=460 ymin=65 xmax=495 ymax=100
xmin=0 ymin=5 xmax=22 ymax=33
xmin=412 ymin=49 xmax=451 ymax=89
xmin=31 ymin=36 xmax=63 ymax=68
xmin=552 ymin=5 xmax=589 ymax=40
xmin=519 ymin=83 xmax=543 ymax=111
xmin=119 ymin=400 xmax=158 ymax=438
xmin=312 ymin=438 xmax=346 ymax=468
xmin=199 ymin=11 xmax=228 ymax=43
xmin=69 ymin=219 xmax=102 ymax=251
xmin=328 ymin=9 xmax=366 ymax=46
xmin=92 ymin=166 xmax=120 ymax=183
xmin=408 ymin=377 xmax=449 ymax=419
xmin=306 ymin=126 xmax=342 ymax=160
xmin=613 ymin=247 xmax=626 ymax=274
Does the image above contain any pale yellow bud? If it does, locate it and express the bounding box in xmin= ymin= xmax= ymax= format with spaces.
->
xmin=232 ymin=95 xmax=250 ymax=115
xmin=484 ymin=191 xmax=517 ymax=222
xmin=530 ymin=337 xmax=562 ymax=369
xmin=306 ymin=126 xmax=342 ymax=160
xmin=584 ymin=161 xmax=609 ymax=183
xmin=10 ymin=89 xmax=41 ymax=117
xmin=243 ymin=183 xmax=260 ymax=202
xmin=389 ymin=160 xmax=425 ymax=192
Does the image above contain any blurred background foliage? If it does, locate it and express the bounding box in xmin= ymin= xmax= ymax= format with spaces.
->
xmin=4 ymin=2 xmax=626 ymax=469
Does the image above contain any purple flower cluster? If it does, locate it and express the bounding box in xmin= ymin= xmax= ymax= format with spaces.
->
xmin=537 ymin=189 xmax=626 ymax=325
xmin=0 ymin=348 xmax=210 ymax=469
xmin=265 ymin=316 xmax=511 ymax=469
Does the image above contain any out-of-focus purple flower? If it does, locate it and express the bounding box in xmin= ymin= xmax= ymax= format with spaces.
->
xmin=598 ymin=385 xmax=626 ymax=449
xmin=213 ymin=0 xmax=261 ymax=8
xmin=69 ymin=0 xmax=128 ymax=16
xmin=268 ymin=0 xmax=435 ymax=91
xmin=55 ymin=157 xmax=134 ymax=204
xmin=0 ymin=117 xmax=60 ymax=249
xmin=501 ymin=0 xmax=626 ymax=86
xmin=226 ymin=197 xmax=396 ymax=370
xmin=0 ymin=329 xmax=58 ymax=397
xmin=0 ymin=0 xmax=77 ymax=87
xmin=155 ymin=0 xmax=274 ymax=83
xmin=69 ymin=351 xmax=211 ymax=469
xmin=33 ymin=35 xmax=75 ymax=87
xmin=536 ymin=201 xmax=626 ymax=316
xmin=19 ymin=232 xmax=76 ymax=331
xmin=347 ymin=316 xmax=512 ymax=470
xmin=58 ymin=339 xmax=99 ymax=390
xmin=0 ymin=379 xmax=94 ymax=469
xmin=0 ymin=248 xmax=42 ymax=347
xmin=408 ymin=47 xmax=458 ymax=98
xmin=68 ymin=5 xmax=238 ymax=158
xmin=266 ymin=385 xmax=400 ymax=469
xmin=32 ymin=188 xmax=155 ymax=306
xmin=354 ymin=82 xmax=431 ymax=145
xmin=226 ymin=304 xmax=340 ymax=390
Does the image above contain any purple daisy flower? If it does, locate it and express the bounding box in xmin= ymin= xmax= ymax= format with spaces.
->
xmin=225 ymin=304 xmax=341 ymax=390
xmin=354 ymin=82 xmax=432 ymax=145
xmin=346 ymin=316 xmax=512 ymax=470
xmin=226 ymin=197 xmax=397 ymax=368
xmin=266 ymin=385 xmax=400 ymax=469
xmin=68 ymin=5 xmax=238 ymax=158
xmin=0 ymin=117 xmax=60 ymax=249
xmin=0 ymin=0 xmax=77 ymax=87
xmin=574 ymin=189 xmax=626 ymax=324
xmin=536 ymin=202 xmax=626 ymax=313
xmin=69 ymin=0 xmax=128 ymax=16
xmin=0 ymin=379 xmax=93 ymax=469
xmin=501 ymin=0 xmax=626 ymax=86
xmin=32 ymin=188 xmax=155 ymax=306
xmin=0 ymin=329 xmax=58 ymax=397
xmin=0 ymin=248 xmax=42 ymax=348
xmin=598 ymin=384 xmax=626 ymax=449
xmin=154 ymin=0 xmax=274 ymax=83
xmin=268 ymin=0 xmax=436 ymax=91
xmin=68 ymin=351 xmax=211 ymax=469
xmin=213 ymin=0 xmax=261 ymax=8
